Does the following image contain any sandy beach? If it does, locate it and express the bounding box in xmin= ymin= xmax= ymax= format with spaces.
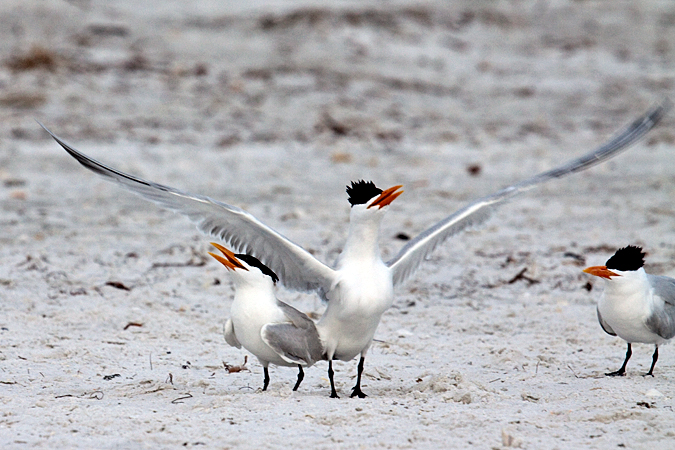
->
xmin=1 ymin=1 xmax=675 ymax=448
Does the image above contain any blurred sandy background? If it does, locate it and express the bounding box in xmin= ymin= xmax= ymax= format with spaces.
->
xmin=1 ymin=1 xmax=675 ymax=448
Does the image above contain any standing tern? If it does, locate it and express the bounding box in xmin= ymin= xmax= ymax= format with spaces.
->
xmin=208 ymin=242 xmax=322 ymax=391
xmin=40 ymin=101 xmax=669 ymax=396
xmin=583 ymin=245 xmax=675 ymax=377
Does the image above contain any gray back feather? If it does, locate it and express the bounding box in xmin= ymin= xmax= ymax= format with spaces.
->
xmin=646 ymin=274 xmax=675 ymax=340
xmin=262 ymin=323 xmax=323 ymax=366
xmin=260 ymin=301 xmax=323 ymax=365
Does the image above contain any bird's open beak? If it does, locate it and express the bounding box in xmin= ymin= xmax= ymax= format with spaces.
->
xmin=583 ymin=265 xmax=619 ymax=279
xmin=368 ymin=185 xmax=404 ymax=209
xmin=209 ymin=242 xmax=248 ymax=271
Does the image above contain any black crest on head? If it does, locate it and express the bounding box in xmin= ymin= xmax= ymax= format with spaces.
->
xmin=235 ymin=254 xmax=279 ymax=283
xmin=605 ymin=245 xmax=646 ymax=271
xmin=346 ymin=180 xmax=382 ymax=206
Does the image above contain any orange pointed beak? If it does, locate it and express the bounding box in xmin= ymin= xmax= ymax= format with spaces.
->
xmin=209 ymin=242 xmax=248 ymax=271
xmin=583 ymin=265 xmax=619 ymax=279
xmin=368 ymin=185 xmax=404 ymax=209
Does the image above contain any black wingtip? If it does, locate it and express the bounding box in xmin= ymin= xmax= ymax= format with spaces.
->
xmin=645 ymin=98 xmax=672 ymax=126
xmin=36 ymin=120 xmax=59 ymax=140
xmin=36 ymin=120 xmax=60 ymax=143
xmin=36 ymin=120 xmax=74 ymax=152
xmin=37 ymin=122 xmax=157 ymax=188
xmin=659 ymin=97 xmax=673 ymax=113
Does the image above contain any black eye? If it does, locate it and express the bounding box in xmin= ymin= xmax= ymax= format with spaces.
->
xmin=605 ymin=245 xmax=645 ymax=271
xmin=346 ymin=180 xmax=382 ymax=206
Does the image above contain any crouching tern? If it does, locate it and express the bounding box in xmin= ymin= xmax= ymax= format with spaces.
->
xmin=40 ymin=101 xmax=669 ymax=397
xmin=584 ymin=245 xmax=675 ymax=377
xmin=208 ymin=242 xmax=322 ymax=391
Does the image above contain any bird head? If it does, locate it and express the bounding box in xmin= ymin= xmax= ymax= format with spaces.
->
xmin=209 ymin=242 xmax=279 ymax=285
xmin=583 ymin=245 xmax=646 ymax=280
xmin=346 ymin=180 xmax=403 ymax=218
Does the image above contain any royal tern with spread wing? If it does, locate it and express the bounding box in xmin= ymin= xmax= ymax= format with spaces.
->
xmin=209 ymin=242 xmax=322 ymax=391
xmin=583 ymin=245 xmax=675 ymax=377
xmin=40 ymin=101 xmax=669 ymax=396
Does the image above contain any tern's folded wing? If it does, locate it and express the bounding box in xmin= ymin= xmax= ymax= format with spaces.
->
xmin=387 ymin=100 xmax=671 ymax=287
xmin=40 ymin=123 xmax=336 ymax=294
xmin=596 ymin=308 xmax=616 ymax=336
xmin=646 ymin=274 xmax=675 ymax=340
xmin=261 ymin=322 xmax=323 ymax=366
xmin=224 ymin=318 xmax=242 ymax=349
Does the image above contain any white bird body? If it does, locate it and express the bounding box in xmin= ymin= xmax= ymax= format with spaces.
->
xmin=597 ymin=268 xmax=664 ymax=345
xmin=40 ymin=101 xmax=669 ymax=395
xmin=227 ymin=275 xmax=295 ymax=367
xmin=584 ymin=245 xmax=675 ymax=376
xmin=317 ymin=263 xmax=393 ymax=360
xmin=318 ymin=204 xmax=395 ymax=362
xmin=209 ymin=244 xmax=323 ymax=391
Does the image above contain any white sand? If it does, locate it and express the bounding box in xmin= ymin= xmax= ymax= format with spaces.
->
xmin=1 ymin=1 xmax=675 ymax=448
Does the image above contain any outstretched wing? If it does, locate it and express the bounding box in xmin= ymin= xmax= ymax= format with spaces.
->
xmin=387 ymin=100 xmax=671 ymax=287
xmin=39 ymin=122 xmax=336 ymax=294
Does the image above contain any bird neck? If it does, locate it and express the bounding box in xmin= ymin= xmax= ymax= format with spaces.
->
xmin=231 ymin=275 xmax=275 ymax=298
xmin=339 ymin=211 xmax=383 ymax=264
xmin=605 ymin=268 xmax=650 ymax=303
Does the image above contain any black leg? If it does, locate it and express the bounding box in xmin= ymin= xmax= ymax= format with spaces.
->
xmin=644 ymin=346 xmax=659 ymax=377
xmin=263 ymin=367 xmax=270 ymax=391
xmin=606 ymin=343 xmax=632 ymax=377
xmin=328 ymin=360 xmax=339 ymax=398
xmin=293 ymin=365 xmax=304 ymax=391
xmin=350 ymin=356 xmax=367 ymax=398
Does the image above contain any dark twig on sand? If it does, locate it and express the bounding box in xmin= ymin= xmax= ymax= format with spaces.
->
xmin=507 ymin=268 xmax=540 ymax=285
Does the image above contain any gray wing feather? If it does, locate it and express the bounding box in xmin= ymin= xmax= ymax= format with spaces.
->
xmin=596 ymin=307 xmax=616 ymax=336
xmin=261 ymin=302 xmax=323 ymax=365
xmin=261 ymin=323 xmax=323 ymax=366
xmin=276 ymin=300 xmax=318 ymax=330
xmin=224 ymin=318 xmax=242 ymax=349
xmin=646 ymin=274 xmax=675 ymax=340
xmin=387 ymin=101 xmax=671 ymax=287
xmin=38 ymin=122 xmax=336 ymax=294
